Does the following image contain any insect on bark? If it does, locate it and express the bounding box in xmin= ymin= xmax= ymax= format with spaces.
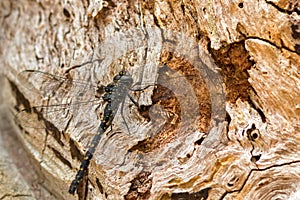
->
xmin=16 ymin=67 xmax=185 ymax=195
xmin=16 ymin=68 xmax=138 ymax=194
xmin=68 ymin=70 xmax=133 ymax=194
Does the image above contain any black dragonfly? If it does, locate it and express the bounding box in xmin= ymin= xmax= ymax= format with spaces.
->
xmin=16 ymin=68 xmax=149 ymax=194
xmin=16 ymin=65 xmax=187 ymax=195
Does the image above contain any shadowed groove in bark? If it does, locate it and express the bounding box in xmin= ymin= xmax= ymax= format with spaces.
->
xmin=49 ymin=145 xmax=72 ymax=169
xmin=124 ymin=171 xmax=152 ymax=200
xmin=171 ymin=187 xmax=211 ymax=200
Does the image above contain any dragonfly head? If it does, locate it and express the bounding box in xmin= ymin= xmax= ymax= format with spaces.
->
xmin=113 ymin=70 xmax=127 ymax=82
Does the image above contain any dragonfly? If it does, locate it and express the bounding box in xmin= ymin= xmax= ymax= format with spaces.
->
xmin=15 ymin=68 xmax=155 ymax=194
xmin=15 ymin=66 xmax=184 ymax=131
xmin=15 ymin=66 xmax=193 ymax=194
xmin=68 ymin=70 xmax=135 ymax=194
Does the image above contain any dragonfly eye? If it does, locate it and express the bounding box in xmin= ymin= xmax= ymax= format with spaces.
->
xmin=113 ymin=75 xmax=121 ymax=82
xmin=119 ymin=70 xmax=126 ymax=76
xmin=113 ymin=70 xmax=126 ymax=82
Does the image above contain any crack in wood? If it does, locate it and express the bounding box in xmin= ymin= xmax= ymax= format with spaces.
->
xmin=221 ymin=160 xmax=300 ymax=199
xmin=124 ymin=171 xmax=152 ymax=200
xmin=246 ymin=36 xmax=298 ymax=54
xmin=49 ymin=145 xmax=72 ymax=169
xmin=266 ymin=1 xmax=300 ymax=15
xmin=171 ymin=187 xmax=211 ymax=200
xmin=8 ymin=80 xmax=31 ymax=113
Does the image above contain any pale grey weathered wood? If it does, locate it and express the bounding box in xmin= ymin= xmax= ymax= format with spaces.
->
xmin=1 ymin=0 xmax=300 ymax=200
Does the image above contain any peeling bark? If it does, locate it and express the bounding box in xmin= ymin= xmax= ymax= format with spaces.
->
xmin=1 ymin=1 xmax=300 ymax=200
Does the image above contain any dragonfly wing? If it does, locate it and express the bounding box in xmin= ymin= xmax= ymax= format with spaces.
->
xmin=17 ymin=70 xmax=100 ymax=102
xmin=16 ymin=99 xmax=100 ymax=130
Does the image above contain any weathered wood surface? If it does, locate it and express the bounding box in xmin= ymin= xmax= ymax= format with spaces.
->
xmin=1 ymin=0 xmax=300 ymax=200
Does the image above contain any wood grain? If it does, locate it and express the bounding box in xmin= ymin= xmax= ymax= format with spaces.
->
xmin=1 ymin=0 xmax=299 ymax=199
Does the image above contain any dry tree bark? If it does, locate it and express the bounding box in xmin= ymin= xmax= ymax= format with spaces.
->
xmin=0 ymin=0 xmax=300 ymax=200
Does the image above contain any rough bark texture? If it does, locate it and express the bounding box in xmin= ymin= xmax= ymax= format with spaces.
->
xmin=1 ymin=1 xmax=300 ymax=200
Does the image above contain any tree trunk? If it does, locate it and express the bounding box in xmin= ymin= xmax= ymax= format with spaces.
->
xmin=1 ymin=0 xmax=300 ymax=200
